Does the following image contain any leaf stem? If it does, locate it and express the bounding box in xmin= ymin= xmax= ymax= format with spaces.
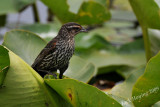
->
xmin=141 ymin=26 xmax=152 ymax=62
xmin=32 ymin=3 xmax=40 ymax=23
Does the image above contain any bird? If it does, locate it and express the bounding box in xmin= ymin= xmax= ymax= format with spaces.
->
xmin=32 ymin=22 xmax=87 ymax=79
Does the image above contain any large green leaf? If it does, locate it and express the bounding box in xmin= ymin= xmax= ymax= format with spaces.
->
xmin=107 ymin=94 xmax=134 ymax=107
xmin=41 ymin=0 xmax=110 ymax=25
xmin=3 ymin=30 xmax=96 ymax=83
xmin=65 ymin=56 xmax=96 ymax=83
xmin=79 ymin=39 xmax=145 ymax=75
xmin=153 ymin=101 xmax=160 ymax=107
xmin=0 ymin=0 xmax=36 ymax=15
xmin=3 ymin=30 xmax=46 ymax=65
xmin=19 ymin=19 xmax=61 ymax=39
xmin=129 ymin=0 xmax=160 ymax=61
xmin=129 ymin=0 xmax=160 ymax=29
xmin=132 ymin=52 xmax=160 ymax=106
xmin=112 ymin=0 xmax=132 ymax=11
xmin=110 ymin=66 xmax=145 ymax=99
xmin=45 ymin=78 xmax=122 ymax=107
xmin=148 ymin=29 xmax=160 ymax=56
xmin=0 ymin=46 xmax=10 ymax=86
xmin=0 ymin=49 xmax=70 ymax=107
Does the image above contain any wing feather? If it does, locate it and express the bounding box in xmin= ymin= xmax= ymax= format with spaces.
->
xmin=32 ymin=38 xmax=57 ymax=68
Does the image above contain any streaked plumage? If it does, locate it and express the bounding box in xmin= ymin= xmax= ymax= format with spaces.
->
xmin=32 ymin=22 xmax=87 ymax=79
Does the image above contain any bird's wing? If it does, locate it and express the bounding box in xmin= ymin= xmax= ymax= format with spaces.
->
xmin=31 ymin=38 xmax=57 ymax=68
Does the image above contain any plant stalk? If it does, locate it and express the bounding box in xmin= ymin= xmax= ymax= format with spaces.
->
xmin=32 ymin=3 xmax=40 ymax=23
xmin=141 ymin=26 xmax=152 ymax=62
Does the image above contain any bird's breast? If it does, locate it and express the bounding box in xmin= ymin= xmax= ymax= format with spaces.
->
xmin=56 ymin=39 xmax=75 ymax=66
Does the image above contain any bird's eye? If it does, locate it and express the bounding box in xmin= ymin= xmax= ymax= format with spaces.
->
xmin=74 ymin=27 xmax=80 ymax=30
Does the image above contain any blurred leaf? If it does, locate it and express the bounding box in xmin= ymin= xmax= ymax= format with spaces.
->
xmin=88 ymin=25 xmax=134 ymax=45
xmin=148 ymin=29 xmax=160 ymax=56
xmin=0 ymin=50 xmax=70 ymax=107
xmin=104 ymin=21 xmax=134 ymax=28
xmin=81 ymin=50 xmax=145 ymax=75
xmin=0 ymin=15 xmax=6 ymax=27
xmin=19 ymin=18 xmax=62 ymax=41
xmin=110 ymin=66 xmax=145 ymax=99
xmin=118 ymin=39 xmax=144 ymax=53
xmin=116 ymin=66 xmax=136 ymax=79
xmin=78 ymin=39 xmax=145 ymax=75
xmin=94 ymin=0 xmax=107 ymax=7
xmin=3 ymin=30 xmax=96 ymax=83
xmin=19 ymin=18 xmax=62 ymax=38
xmin=129 ymin=0 xmax=160 ymax=29
xmin=153 ymin=101 xmax=160 ymax=107
xmin=65 ymin=56 xmax=96 ymax=83
xmin=75 ymin=33 xmax=113 ymax=50
xmin=3 ymin=30 xmax=46 ymax=65
xmin=0 ymin=0 xmax=36 ymax=15
xmin=41 ymin=0 xmax=111 ymax=25
xmin=108 ymin=94 xmax=134 ymax=107
xmin=132 ymin=52 xmax=160 ymax=106
xmin=111 ymin=10 xmax=137 ymax=22
xmin=113 ymin=0 xmax=132 ymax=11
xmin=45 ymin=78 xmax=122 ymax=107
xmin=0 ymin=46 xmax=10 ymax=86
xmin=20 ymin=23 xmax=59 ymax=38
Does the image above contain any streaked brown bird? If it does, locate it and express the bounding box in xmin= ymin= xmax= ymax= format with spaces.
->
xmin=32 ymin=22 xmax=87 ymax=79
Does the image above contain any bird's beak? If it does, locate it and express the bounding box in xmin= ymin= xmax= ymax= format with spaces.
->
xmin=80 ymin=27 xmax=88 ymax=32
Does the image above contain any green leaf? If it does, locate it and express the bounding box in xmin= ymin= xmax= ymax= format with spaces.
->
xmin=116 ymin=66 xmax=136 ymax=79
xmin=75 ymin=28 xmax=145 ymax=75
xmin=0 ymin=0 xmax=36 ymax=15
xmin=129 ymin=0 xmax=160 ymax=29
xmin=118 ymin=39 xmax=144 ymax=53
xmin=110 ymin=66 xmax=145 ymax=99
xmin=0 ymin=50 xmax=70 ymax=107
xmin=41 ymin=0 xmax=110 ymax=25
xmin=111 ymin=10 xmax=136 ymax=22
xmin=0 ymin=46 xmax=10 ymax=86
xmin=80 ymin=45 xmax=145 ymax=75
xmin=45 ymin=78 xmax=122 ymax=107
xmin=153 ymin=101 xmax=160 ymax=107
xmin=65 ymin=56 xmax=96 ymax=83
xmin=19 ymin=20 xmax=61 ymax=38
xmin=112 ymin=0 xmax=132 ymax=11
xmin=85 ymin=25 xmax=134 ymax=45
xmin=132 ymin=52 xmax=160 ymax=106
xmin=148 ymin=29 xmax=160 ymax=56
xmin=3 ymin=30 xmax=46 ymax=65
xmin=108 ymin=94 xmax=134 ymax=107
xmin=3 ymin=30 xmax=96 ymax=83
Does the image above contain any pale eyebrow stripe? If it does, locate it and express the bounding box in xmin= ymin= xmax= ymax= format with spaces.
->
xmin=73 ymin=25 xmax=82 ymax=28
xmin=68 ymin=25 xmax=81 ymax=29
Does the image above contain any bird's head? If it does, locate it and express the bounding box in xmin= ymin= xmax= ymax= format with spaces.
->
xmin=62 ymin=22 xmax=88 ymax=36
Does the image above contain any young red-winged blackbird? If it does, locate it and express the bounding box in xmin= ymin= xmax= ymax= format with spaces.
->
xmin=32 ymin=22 xmax=87 ymax=79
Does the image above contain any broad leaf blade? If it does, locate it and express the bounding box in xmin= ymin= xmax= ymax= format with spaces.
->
xmin=132 ymin=52 xmax=160 ymax=106
xmin=129 ymin=0 xmax=160 ymax=29
xmin=41 ymin=0 xmax=110 ymax=25
xmin=110 ymin=66 xmax=145 ymax=99
xmin=65 ymin=56 xmax=96 ymax=83
xmin=0 ymin=0 xmax=36 ymax=15
xmin=45 ymin=78 xmax=122 ymax=107
xmin=0 ymin=45 xmax=10 ymax=86
xmin=3 ymin=30 xmax=46 ymax=65
xmin=0 ymin=50 xmax=68 ymax=107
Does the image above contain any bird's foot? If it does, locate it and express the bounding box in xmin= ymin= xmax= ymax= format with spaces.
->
xmin=48 ymin=72 xmax=57 ymax=79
